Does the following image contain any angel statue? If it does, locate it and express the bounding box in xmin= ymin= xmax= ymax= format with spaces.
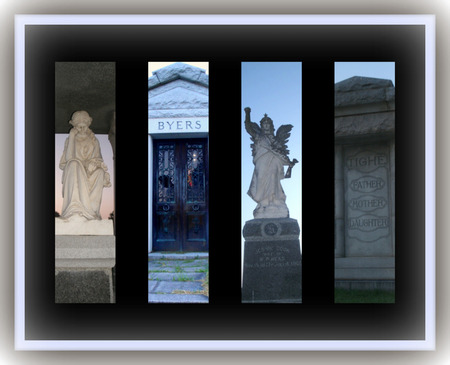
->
xmin=244 ymin=107 xmax=298 ymax=219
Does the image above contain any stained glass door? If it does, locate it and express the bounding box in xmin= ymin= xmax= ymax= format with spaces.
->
xmin=153 ymin=139 xmax=208 ymax=252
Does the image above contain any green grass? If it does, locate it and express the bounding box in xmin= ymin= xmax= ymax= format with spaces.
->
xmin=148 ymin=269 xmax=169 ymax=273
xmin=194 ymin=267 xmax=207 ymax=273
xmin=201 ymin=267 xmax=209 ymax=297
xmin=172 ymin=274 xmax=193 ymax=282
xmin=174 ymin=265 xmax=184 ymax=273
xmin=335 ymin=288 xmax=395 ymax=303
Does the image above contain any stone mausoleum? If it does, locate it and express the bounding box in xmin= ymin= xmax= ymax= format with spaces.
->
xmin=148 ymin=63 xmax=209 ymax=253
xmin=335 ymin=76 xmax=395 ymax=292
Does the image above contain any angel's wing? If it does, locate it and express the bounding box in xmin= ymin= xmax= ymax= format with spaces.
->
xmin=274 ymin=124 xmax=293 ymax=157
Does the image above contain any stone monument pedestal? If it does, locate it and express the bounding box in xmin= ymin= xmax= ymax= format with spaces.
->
xmin=55 ymin=219 xmax=115 ymax=303
xmin=242 ymin=218 xmax=302 ymax=303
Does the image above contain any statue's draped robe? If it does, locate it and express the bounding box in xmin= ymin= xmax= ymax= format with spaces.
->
xmin=248 ymin=134 xmax=287 ymax=207
xmin=59 ymin=133 xmax=108 ymax=220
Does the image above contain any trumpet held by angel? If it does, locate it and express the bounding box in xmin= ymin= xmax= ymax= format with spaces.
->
xmin=244 ymin=107 xmax=298 ymax=219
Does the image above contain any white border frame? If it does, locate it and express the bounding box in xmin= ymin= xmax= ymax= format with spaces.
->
xmin=15 ymin=14 xmax=435 ymax=351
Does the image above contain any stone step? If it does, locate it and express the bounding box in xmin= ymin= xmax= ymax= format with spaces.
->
xmin=148 ymin=272 xmax=205 ymax=281
xmin=148 ymin=260 xmax=208 ymax=272
xmin=148 ymin=253 xmax=209 ymax=261
xmin=148 ymin=280 xmax=205 ymax=294
xmin=148 ymin=293 xmax=208 ymax=303
xmin=147 ymin=253 xmax=209 ymax=303
xmin=148 ymin=267 xmax=207 ymax=274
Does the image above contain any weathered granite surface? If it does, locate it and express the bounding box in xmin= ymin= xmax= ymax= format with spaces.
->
xmin=335 ymin=76 xmax=395 ymax=139
xmin=148 ymin=63 xmax=209 ymax=119
xmin=55 ymin=269 xmax=113 ymax=303
xmin=55 ymin=235 xmax=115 ymax=303
xmin=242 ymin=218 xmax=302 ymax=303
xmin=335 ymin=76 xmax=395 ymax=293
xmin=335 ymin=76 xmax=394 ymax=107
xmin=148 ymin=62 xmax=208 ymax=88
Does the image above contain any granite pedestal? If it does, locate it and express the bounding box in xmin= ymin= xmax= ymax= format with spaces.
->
xmin=242 ymin=218 xmax=302 ymax=303
xmin=55 ymin=219 xmax=115 ymax=303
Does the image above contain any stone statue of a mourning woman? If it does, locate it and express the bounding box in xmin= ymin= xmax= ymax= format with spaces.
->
xmin=59 ymin=110 xmax=111 ymax=221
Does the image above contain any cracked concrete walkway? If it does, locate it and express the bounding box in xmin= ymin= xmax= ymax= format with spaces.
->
xmin=148 ymin=253 xmax=208 ymax=303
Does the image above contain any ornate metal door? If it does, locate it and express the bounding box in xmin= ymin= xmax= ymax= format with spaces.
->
xmin=153 ymin=139 xmax=208 ymax=252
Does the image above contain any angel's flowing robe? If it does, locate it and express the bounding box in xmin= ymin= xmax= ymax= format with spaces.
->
xmin=59 ymin=132 xmax=110 ymax=220
xmin=248 ymin=133 xmax=287 ymax=209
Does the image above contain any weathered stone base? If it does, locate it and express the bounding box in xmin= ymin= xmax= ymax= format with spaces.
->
xmin=335 ymin=280 xmax=395 ymax=292
xmin=55 ymin=235 xmax=115 ymax=303
xmin=335 ymin=257 xmax=395 ymax=292
xmin=55 ymin=268 xmax=114 ymax=303
xmin=242 ymin=218 xmax=302 ymax=303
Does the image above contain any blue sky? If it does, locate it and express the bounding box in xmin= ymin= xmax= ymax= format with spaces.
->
xmin=335 ymin=62 xmax=395 ymax=85
xmin=241 ymin=62 xmax=303 ymax=253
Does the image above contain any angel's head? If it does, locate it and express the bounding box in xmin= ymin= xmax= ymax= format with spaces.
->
xmin=260 ymin=114 xmax=275 ymax=135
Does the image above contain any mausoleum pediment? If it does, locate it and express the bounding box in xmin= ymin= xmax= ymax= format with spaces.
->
xmin=149 ymin=86 xmax=208 ymax=111
xmin=148 ymin=63 xmax=209 ymax=119
xmin=148 ymin=62 xmax=208 ymax=88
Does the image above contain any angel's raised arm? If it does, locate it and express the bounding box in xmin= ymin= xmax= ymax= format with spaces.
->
xmin=244 ymin=107 xmax=261 ymax=138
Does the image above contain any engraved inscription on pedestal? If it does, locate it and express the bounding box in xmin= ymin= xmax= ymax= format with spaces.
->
xmin=244 ymin=244 xmax=302 ymax=270
xmin=344 ymin=144 xmax=392 ymax=256
xmin=242 ymin=218 xmax=302 ymax=303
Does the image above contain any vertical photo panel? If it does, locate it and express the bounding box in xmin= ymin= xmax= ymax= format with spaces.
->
xmin=147 ymin=62 xmax=209 ymax=304
xmin=54 ymin=62 xmax=116 ymax=304
xmin=241 ymin=62 xmax=302 ymax=303
xmin=334 ymin=62 xmax=396 ymax=303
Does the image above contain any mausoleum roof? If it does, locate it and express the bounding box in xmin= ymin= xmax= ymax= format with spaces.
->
xmin=335 ymin=76 xmax=393 ymax=92
xmin=335 ymin=76 xmax=395 ymax=139
xmin=148 ymin=62 xmax=208 ymax=90
xmin=335 ymin=76 xmax=395 ymax=109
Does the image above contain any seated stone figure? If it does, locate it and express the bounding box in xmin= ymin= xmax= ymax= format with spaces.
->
xmin=59 ymin=110 xmax=111 ymax=220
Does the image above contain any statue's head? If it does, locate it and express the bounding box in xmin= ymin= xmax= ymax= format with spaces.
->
xmin=69 ymin=110 xmax=93 ymax=135
xmin=260 ymin=114 xmax=275 ymax=135
xmin=70 ymin=110 xmax=92 ymax=127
